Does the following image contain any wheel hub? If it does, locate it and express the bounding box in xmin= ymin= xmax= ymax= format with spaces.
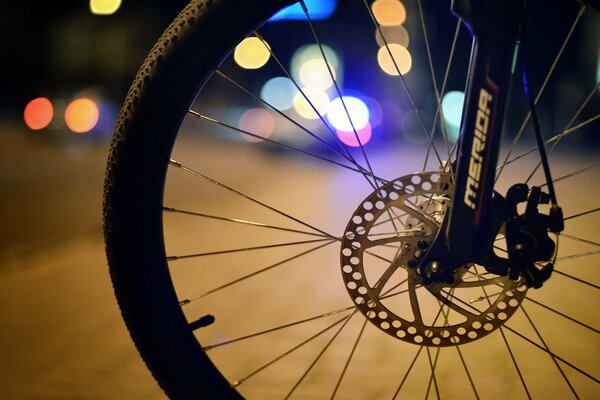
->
xmin=340 ymin=172 xmax=527 ymax=346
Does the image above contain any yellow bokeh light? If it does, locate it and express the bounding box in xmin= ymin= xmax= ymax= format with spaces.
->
xmin=293 ymin=87 xmax=330 ymax=120
xmin=89 ymin=0 xmax=122 ymax=15
xmin=375 ymin=25 xmax=409 ymax=48
xmin=299 ymin=58 xmax=336 ymax=89
xmin=371 ymin=0 xmax=407 ymax=26
xmin=234 ymin=37 xmax=270 ymax=69
xmin=377 ymin=44 xmax=412 ymax=75
xmin=65 ymin=98 xmax=99 ymax=134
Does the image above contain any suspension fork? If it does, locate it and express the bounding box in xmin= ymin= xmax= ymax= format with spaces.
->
xmin=445 ymin=0 xmax=529 ymax=259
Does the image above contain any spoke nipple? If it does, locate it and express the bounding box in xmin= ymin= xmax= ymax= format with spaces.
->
xmin=189 ymin=314 xmax=216 ymax=331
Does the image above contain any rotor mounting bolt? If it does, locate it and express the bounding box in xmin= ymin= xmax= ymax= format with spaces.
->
xmin=407 ymin=259 xmax=418 ymax=269
xmin=417 ymin=240 xmax=428 ymax=249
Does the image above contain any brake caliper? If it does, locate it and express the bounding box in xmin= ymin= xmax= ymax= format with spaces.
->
xmin=504 ymin=183 xmax=564 ymax=288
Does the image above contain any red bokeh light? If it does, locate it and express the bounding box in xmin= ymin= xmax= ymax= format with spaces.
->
xmin=24 ymin=97 xmax=54 ymax=130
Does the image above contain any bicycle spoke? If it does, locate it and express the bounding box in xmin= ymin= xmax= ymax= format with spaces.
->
xmin=424 ymin=347 xmax=441 ymax=400
xmin=524 ymin=84 xmax=600 ymax=183
xmin=503 ymin=324 xmax=600 ymax=385
xmin=169 ymin=159 xmax=336 ymax=239
xmin=393 ymin=302 xmax=451 ymax=398
xmin=180 ymin=240 xmax=335 ymax=306
xmin=557 ymin=250 xmax=600 ymax=261
xmin=187 ymin=110 xmax=373 ymax=176
xmin=467 ymin=264 xmax=600 ymax=387
xmin=470 ymin=266 xmax=531 ymax=398
xmin=167 ymin=237 xmax=332 ymax=261
xmin=552 ymin=268 xmax=600 ymax=291
xmin=204 ymin=307 xmax=355 ymax=352
xmin=416 ymin=0 xmax=458 ymax=169
xmin=329 ymin=319 xmax=368 ymax=400
xmin=496 ymin=5 xmax=586 ymax=182
xmin=164 ymin=206 xmax=330 ymax=238
xmin=500 ymin=327 xmax=532 ymax=399
xmin=524 ymin=297 xmax=600 ymax=335
xmin=393 ymin=345 xmax=425 ymax=399
xmin=299 ymin=6 xmax=411 ymax=245
xmin=284 ymin=310 xmax=357 ymax=399
xmin=559 ymin=232 xmax=600 ymax=247
xmin=362 ymin=0 xmax=445 ymax=168
xmin=456 ymin=346 xmax=480 ymax=400
xmin=230 ymin=313 xmax=352 ymax=388
xmin=541 ymin=161 xmax=600 ymax=190
xmin=439 ymin=21 xmax=464 ymax=169
xmin=253 ymin=30 xmax=369 ymax=178
xmin=501 ymin=113 xmax=600 ymax=172
xmin=519 ymin=305 xmax=579 ymax=398
xmin=564 ymin=207 xmax=600 ymax=222
xmin=214 ymin=69 xmax=362 ymax=165
xmin=301 ymin=1 xmax=380 ymax=190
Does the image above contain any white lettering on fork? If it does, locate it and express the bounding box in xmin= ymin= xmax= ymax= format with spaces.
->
xmin=464 ymin=88 xmax=493 ymax=210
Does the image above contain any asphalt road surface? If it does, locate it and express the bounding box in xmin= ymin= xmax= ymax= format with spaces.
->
xmin=0 ymin=125 xmax=165 ymax=399
xmin=1 ymin=122 xmax=598 ymax=399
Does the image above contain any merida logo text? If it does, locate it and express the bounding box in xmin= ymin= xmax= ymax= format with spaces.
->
xmin=464 ymin=88 xmax=493 ymax=210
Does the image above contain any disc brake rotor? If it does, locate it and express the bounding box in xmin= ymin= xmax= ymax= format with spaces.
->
xmin=340 ymin=172 xmax=527 ymax=346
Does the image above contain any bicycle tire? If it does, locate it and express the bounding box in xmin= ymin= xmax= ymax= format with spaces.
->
xmin=104 ymin=1 xmax=294 ymax=398
xmin=105 ymin=1 xmax=600 ymax=398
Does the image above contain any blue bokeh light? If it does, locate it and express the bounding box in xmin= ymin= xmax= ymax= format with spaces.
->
xmin=260 ymin=77 xmax=298 ymax=110
xmin=269 ymin=0 xmax=337 ymax=22
xmin=441 ymin=90 xmax=465 ymax=142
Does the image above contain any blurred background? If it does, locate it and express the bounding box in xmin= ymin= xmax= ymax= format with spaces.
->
xmin=0 ymin=1 xmax=185 ymax=398
xmin=0 ymin=0 xmax=598 ymax=398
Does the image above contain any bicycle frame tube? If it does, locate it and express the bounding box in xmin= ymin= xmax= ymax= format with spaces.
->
xmin=446 ymin=0 xmax=528 ymax=259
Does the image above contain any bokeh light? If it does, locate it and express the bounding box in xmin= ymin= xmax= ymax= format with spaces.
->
xmin=64 ymin=98 xmax=99 ymax=133
xmin=238 ymin=108 xmax=275 ymax=142
xmin=327 ymin=96 xmax=370 ymax=131
xmin=299 ymin=58 xmax=335 ymax=89
xmin=597 ymin=51 xmax=600 ymax=86
xmin=89 ymin=0 xmax=122 ymax=15
xmin=377 ymin=43 xmax=412 ymax=75
xmin=293 ymin=87 xmax=330 ymax=119
xmin=290 ymin=45 xmax=341 ymax=85
xmin=361 ymin=96 xmax=383 ymax=128
xmin=337 ymin=122 xmax=372 ymax=147
xmin=23 ymin=97 xmax=53 ymax=131
xmin=441 ymin=90 xmax=465 ymax=142
xmin=375 ymin=25 xmax=409 ymax=48
xmin=269 ymin=0 xmax=337 ymax=21
xmin=234 ymin=37 xmax=270 ymax=69
xmin=260 ymin=77 xmax=298 ymax=110
xmin=371 ymin=0 xmax=407 ymax=26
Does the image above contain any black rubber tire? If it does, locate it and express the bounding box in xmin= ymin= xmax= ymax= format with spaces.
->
xmin=103 ymin=1 xmax=294 ymax=398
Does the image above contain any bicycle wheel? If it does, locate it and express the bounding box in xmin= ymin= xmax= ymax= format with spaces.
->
xmin=104 ymin=0 xmax=600 ymax=398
